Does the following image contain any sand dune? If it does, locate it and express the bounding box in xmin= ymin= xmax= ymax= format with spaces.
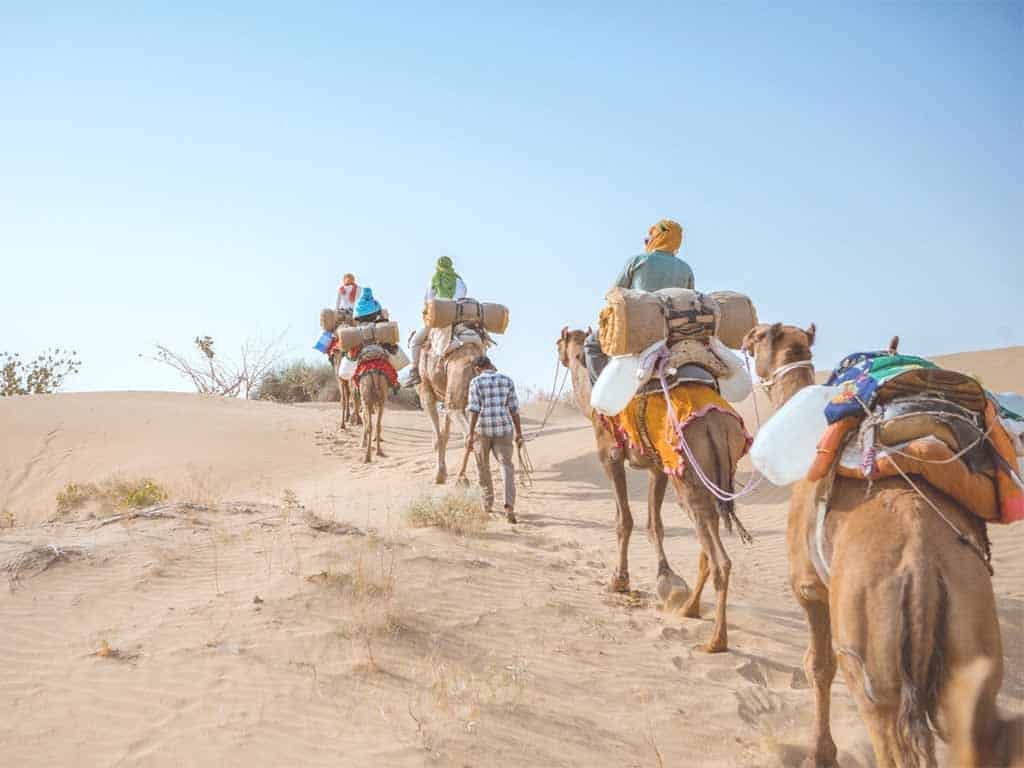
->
xmin=0 ymin=347 xmax=1021 ymax=766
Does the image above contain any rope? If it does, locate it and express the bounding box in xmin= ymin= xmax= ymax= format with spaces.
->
xmin=850 ymin=393 xmax=993 ymax=572
xmin=528 ymin=359 xmax=571 ymax=440
xmin=654 ymin=351 xmax=765 ymax=504
xmin=517 ymin=440 xmax=535 ymax=488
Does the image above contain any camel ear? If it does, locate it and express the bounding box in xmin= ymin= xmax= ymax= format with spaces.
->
xmin=766 ymin=322 xmax=783 ymax=347
xmin=805 ymin=323 xmax=816 ymax=348
xmin=560 ymin=325 xmax=569 ymax=342
xmin=888 ymin=335 xmax=899 ymax=355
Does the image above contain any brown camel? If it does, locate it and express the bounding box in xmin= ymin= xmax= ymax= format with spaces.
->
xmin=356 ymin=367 xmax=388 ymax=463
xmin=417 ymin=334 xmax=481 ymax=485
xmin=557 ymin=327 xmax=750 ymax=652
xmin=331 ymin=310 xmax=361 ymax=429
xmin=331 ymin=351 xmax=362 ymax=429
xmin=742 ymin=322 xmax=1023 ymax=768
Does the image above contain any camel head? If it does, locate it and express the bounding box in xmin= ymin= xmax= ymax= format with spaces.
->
xmin=557 ymin=326 xmax=589 ymax=370
xmin=740 ymin=322 xmax=816 ymax=381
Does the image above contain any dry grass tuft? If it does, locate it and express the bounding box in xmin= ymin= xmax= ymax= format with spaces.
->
xmin=403 ymin=490 xmax=488 ymax=536
xmin=56 ymin=477 xmax=168 ymax=517
xmin=308 ymin=538 xmax=402 ymax=671
xmin=93 ymin=639 xmax=139 ymax=662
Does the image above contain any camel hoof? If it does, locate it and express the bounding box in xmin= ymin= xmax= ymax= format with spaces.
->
xmin=799 ymin=756 xmax=838 ymax=768
xmin=700 ymin=639 xmax=728 ymax=654
xmin=377 ymin=450 xmax=385 ymax=457
xmin=607 ymin=574 xmax=630 ymax=594
xmin=657 ymin=571 xmax=691 ymax=612
xmin=456 ymin=476 xmax=470 ymax=488
xmin=435 ymin=472 xmax=447 ymax=485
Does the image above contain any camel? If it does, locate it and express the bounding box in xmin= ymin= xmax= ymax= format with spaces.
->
xmin=357 ymin=366 xmax=388 ymax=463
xmin=417 ymin=332 xmax=481 ymax=485
xmin=331 ymin=310 xmax=361 ymax=429
xmin=331 ymin=351 xmax=362 ymax=429
xmin=741 ymin=322 xmax=1023 ymax=768
xmin=557 ymin=327 xmax=749 ymax=652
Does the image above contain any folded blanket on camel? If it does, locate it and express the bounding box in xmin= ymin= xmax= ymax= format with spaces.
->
xmin=609 ymin=383 xmax=751 ymax=477
xmin=810 ymin=351 xmax=1024 ymax=524
xmin=354 ymin=358 xmax=398 ymax=388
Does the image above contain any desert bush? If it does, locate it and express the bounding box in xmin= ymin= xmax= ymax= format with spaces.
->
xmin=1 ymin=348 xmax=81 ymax=396
xmin=56 ymin=477 xmax=168 ymax=516
xmin=253 ymin=359 xmax=337 ymax=403
xmin=404 ymin=490 xmax=488 ymax=536
xmin=145 ymin=333 xmax=284 ymax=398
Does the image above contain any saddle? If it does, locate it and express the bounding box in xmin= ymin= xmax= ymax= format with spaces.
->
xmin=811 ymin=367 xmax=1022 ymax=538
xmin=421 ymin=323 xmax=490 ymax=408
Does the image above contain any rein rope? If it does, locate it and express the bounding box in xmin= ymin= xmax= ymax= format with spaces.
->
xmin=652 ymin=348 xmax=764 ymax=510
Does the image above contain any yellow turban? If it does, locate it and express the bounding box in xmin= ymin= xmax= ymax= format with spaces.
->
xmin=645 ymin=219 xmax=684 ymax=254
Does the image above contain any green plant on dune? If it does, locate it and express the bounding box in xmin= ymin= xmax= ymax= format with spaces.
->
xmin=1 ymin=348 xmax=81 ymax=396
xmin=55 ymin=477 xmax=168 ymax=516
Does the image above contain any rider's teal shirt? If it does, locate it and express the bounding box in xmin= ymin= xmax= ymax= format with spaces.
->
xmin=614 ymin=250 xmax=694 ymax=292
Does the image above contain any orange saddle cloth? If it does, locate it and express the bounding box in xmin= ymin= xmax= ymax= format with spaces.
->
xmin=612 ymin=383 xmax=750 ymax=476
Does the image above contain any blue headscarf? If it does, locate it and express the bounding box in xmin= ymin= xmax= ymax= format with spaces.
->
xmin=353 ymin=287 xmax=382 ymax=319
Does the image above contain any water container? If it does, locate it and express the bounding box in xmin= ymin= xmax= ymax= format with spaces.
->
xmin=749 ymin=385 xmax=839 ymax=485
xmin=709 ymin=338 xmax=753 ymax=403
xmin=338 ymin=356 xmax=358 ymax=381
xmin=313 ymin=331 xmax=334 ymax=354
xmin=389 ymin=347 xmax=411 ymax=372
xmin=591 ymin=353 xmax=643 ymax=417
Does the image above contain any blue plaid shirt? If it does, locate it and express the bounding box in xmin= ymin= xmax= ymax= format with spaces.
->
xmin=467 ymin=371 xmax=519 ymax=437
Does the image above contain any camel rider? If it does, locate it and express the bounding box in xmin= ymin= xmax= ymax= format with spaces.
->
xmin=336 ymin=273 xmax=359 ymax=313
xmin=406 ymin=256 xmax=468 ymax=387
xmin=353 ymin=286 xmax=388 ymax=324
xmin=584 ymin=219 xmax=694 ymax=381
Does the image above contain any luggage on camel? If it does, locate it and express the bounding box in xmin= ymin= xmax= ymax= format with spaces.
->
xmin=598 ymin=287 xmax=756 ymax=357
xmin=423 ymin=298 xmax=510 ymax=334
xmin=336 ymin=321 xmax=401 ymax=351
xmin=707 ymin=291 xmax=758 ymax=349
xmin=749 ymin=349 xmax=1024 ymax=524
xmin=320 ymin=308 xmax=339 ymax=332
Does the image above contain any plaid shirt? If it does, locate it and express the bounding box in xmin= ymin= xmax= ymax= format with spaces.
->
xmin=467 ymin=371 xmax=519 ymax=437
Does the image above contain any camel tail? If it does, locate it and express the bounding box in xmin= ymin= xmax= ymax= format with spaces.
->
xmin=707 ymin=418 xmax=752 ymax=544
xmin=895 ymin=570 xmax=947 ymax=768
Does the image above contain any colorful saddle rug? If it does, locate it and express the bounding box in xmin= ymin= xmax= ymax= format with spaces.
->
xmin=814 ymin=351 xmax=1024 ymax=524
xmin=610 ymin=383 xmax=750 ymax=477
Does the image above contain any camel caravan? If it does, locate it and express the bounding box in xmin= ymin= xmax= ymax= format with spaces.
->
xmin=317 ymin=220 xmax=1024 ymax=766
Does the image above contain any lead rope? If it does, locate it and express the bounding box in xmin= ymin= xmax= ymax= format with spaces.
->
xmin=655 ymin=351 xmax=765 ymax=505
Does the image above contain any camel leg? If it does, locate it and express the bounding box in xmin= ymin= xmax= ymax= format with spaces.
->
xmin=675 ymin=477 xmax=731 ymax=653
xmin=648 ymin=472 xmax=690 ymax=609
xmin=375 ymin=391 xmax=385 ymax=457
xmin=362 ymin=395 xmax=373 ymax=464
xmin=680 ymin=551 xmax=709 ymax=619
xmin=797 ymin=598 xmax=839 ymax=768
xmin=436 ymin=411 xmax=451 ymax=485
xmin=599 ymin=453 xmax=632 ymax=592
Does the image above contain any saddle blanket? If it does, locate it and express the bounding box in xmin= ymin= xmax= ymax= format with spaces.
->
xmin=611 ymin=383 xmax=750 ymax=477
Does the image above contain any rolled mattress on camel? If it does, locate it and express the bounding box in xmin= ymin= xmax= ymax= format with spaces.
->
xmin=335 ymin=321 xmax=401 ymax=351
xmin=320 ymin=308 xmax=339 ymax=332
xmin=599 ymin=287 xmax=717 ymax=356
xmin=423 ymin=298 xmax=510 ymax=334
xmin=707 ymin=291 xmax=758 ymax=349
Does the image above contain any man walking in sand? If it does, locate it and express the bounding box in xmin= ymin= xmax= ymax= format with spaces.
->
xmin=466 ymin=355 xmax=523 ymax=524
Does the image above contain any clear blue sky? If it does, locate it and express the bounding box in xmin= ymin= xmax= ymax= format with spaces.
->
xmin=2 ymin=2 xmax=1021 ymax=394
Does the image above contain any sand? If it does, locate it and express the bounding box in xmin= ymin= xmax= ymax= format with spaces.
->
xmin=0 ymin=348 xmax=1021 ymax=766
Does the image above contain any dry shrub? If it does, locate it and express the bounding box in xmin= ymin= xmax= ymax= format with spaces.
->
xmin=311 ymin=539 xmax=402 ymax=670
xmin=56 ymin=477 xmax=168 ymax=516
xmin=1 ymin=347 xmax=80 ymax=396
xmin=253 ymin=359 xmax=337 ymax=403
xmin=404 ymin=490 xmax=488 ymax=536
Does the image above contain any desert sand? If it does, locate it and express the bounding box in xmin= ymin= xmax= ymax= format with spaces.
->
xmin=1 ymin=347 xmax=1021 ymax=767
